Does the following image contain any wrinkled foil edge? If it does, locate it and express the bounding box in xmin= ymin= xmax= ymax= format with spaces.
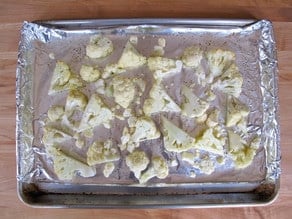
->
xmin=257 ymin=20 xmax=281 ymax=182
xmin=16 ymin=21 xmax=65 ymax=182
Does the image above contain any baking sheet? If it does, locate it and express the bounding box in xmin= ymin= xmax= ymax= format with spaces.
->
xmin=16 ymin=19 xmax=280 ymax=208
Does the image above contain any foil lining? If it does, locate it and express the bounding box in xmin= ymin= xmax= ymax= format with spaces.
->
xmin=16 ymin=20 xmax=280 ymax=187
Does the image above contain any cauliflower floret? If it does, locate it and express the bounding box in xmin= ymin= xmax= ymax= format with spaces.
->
xmin=79 ymin=65 xmax=100 ymax=82
xmin=181 ymin=46 xmax=204 ymax=68
xmin=226 ymin=96 xmax=249 ymax=130
xmin=193 ymin=155 xmax=215 ymax=175
xmin=102 ymin=63 xmax=126 ymax=79
xmin=119 ymin=117 xmax=160 ymax=152
xmin=143 ymin=83 xmax=180 ymax=115
xmin=87 ymin=140 xmax=120 ymax=166
xmin=65 ymin=90 xmax=88 ymax=118
xmin=125 ymin=150 xmax=149 ymax=179
xmin=86 ymin=35 xmax=113 ymax=59
xmin=78 ymin=94 xmax=113 ymax=132
xmin=42 ymin=126 xmax=72 ymax=147
xmin=162 ymin=116 xmax=194 ymax=153
xmin=49 ymin=61 xmax=84 ymax=95
xmin=131 ymin=117 xmax=161 ymax=142
xmin=112 ymin=76 xmax=135 ymax=108
xmin=103 ymin=162 xmax=115 ymax=178
xmin=193 ymin=127 xmax=225 ymax=155
xmin=227 ymin=131 xmax=257 ymax=169
xmin=147 ymin=57 xmax=182 ymax=79
xmin=48 ymin=146 xmax=96 ymax=180
xmin=211 ymin=63 xmax=243 ymax=97
xmin=206 ymin=109 xmax=220 ymax=128
xmin=181 ymin=85 xmax=209 ymax=118
xmin=118 ymin=41 xmax=147 ymax=68
xmin=47 ymin=105 xmax=64 ymax=122
xmin=206 ymin=49 xmax=235 ymax=79
xmin=139 ymin=156 xmax=169 ymax=183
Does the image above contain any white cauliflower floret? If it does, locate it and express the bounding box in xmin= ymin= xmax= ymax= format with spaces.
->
xmin=143 ymin=83 xmax=180 ymax=115
xmin=103 ymin=162 xmax=115 ymax=178
xmin=227 ymin=131 xmax=257 ymax=169
xmin=65 ymin=90 xmax=88 ymax=118
xmin=79 ymin=65 xmax=100 ymax=82
xmin=211 ymin=63 xmax=243 ymax=97
xmin=193 ymin=155 xmax=215 ymax=175
xmin=86 ymin=35 xmax=113 ymax=59
xmin=125 ymin=150 xmax=149 ymax=179
xmin=42 ymin=126 xmax=72 ymax=147
xmin=119 ymin=117 xmax=160 ymax=152
xmin=87 ymin=140 xmax=120 ymax=166
xmin=193 ymin=127 xmax=225 ymax=155
xmin=78 ymin=94 xmax=113 ymax=132
xmin=206 ymin=49 xmax=235 ymax=79
xmin=102 ymin=63 xmax=126 ymax=79
xmin=48 ymin=146 xmax=96 ymax=180
xmin=181 ymin=46 xmax=204 ymax=68
xmin=112 ymin=76 xmax=135 ymax=108
xmin=147 ymin=57 xmax=182 ymax=79
xmin=131 ymin=117 xmax=161 ymax=142
xmin=181 ymin=85 xmax=209 ymax=118
xmin=226 ymin=96 xmax=249 ymax=129
xmin=118 ymin=41 xmax=147 ymax=68
xmin=162 ymin=116 xmax=194 ymax=153
xmin=49 ymin=61 xmax=84 ymax=95
xmin=47 ymin=105 xmax=64 ymax=122
xmin=140 ymin=156 xmax=169 ymax=183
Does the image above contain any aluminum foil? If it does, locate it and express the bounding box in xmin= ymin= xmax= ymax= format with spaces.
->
xmin=16 ymin=19 xmax=280 ymax=194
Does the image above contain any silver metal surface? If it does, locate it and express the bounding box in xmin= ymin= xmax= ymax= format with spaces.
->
xmin=16 ymin=18 xmax=280 ymax=208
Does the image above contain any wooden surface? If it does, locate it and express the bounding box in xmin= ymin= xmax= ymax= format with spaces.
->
xmin=0 ymin=0 xmax=292 ymax=218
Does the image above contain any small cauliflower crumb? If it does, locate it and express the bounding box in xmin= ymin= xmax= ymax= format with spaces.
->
xmin=103 ymin=162 xmax=115 ymax=178
xmin=129 ymin=36 xmax=138 ymax=45
xmin=87 ymin=140 xmax=120 ymax=166
xmin=48 ymin=146 xmax=96 ymax=181
xmin=193 ymin=155 xmax=215 ymax=175
xmin=181 ymin=46 xmax=204 ymax=68
xmin=118 ymin=41 xmax=147 ymax=68
xmin=162 ymin=116 xmax=194 ymax=153
xmin=86 ymin=35 xmax=113 ymax=59
xmin=140 ymin=156 xmax=169 ymax=183
xmin=125 ymin=150 xmax=149 ymax=179
xmin=79 ymin=65 xmax=100 ymax=82
xmin=181 ymin=151 xmax=195 ymax=165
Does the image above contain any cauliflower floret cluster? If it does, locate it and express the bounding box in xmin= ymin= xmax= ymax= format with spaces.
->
xmin=181 ymin=46 xmax=204 ymax=68
xmin=65 ymin=90 xmax=88 ymax=118
xmin=49 ymin=61 xmax=83 ymax=95
xmin=143 ymin=83 xmax=180 ymax=115
xmin=125 ymin=150 xmax=149 ymax=179
xmin=87 ymin=140 xmax=120 ymax=166
xmin=112 ymin=76 xmax=136 ymax=108
xmin=86 ymin=35 xmax=113 ymax=59
xmin=79 ymin=65 xmax=100 ymax=82
xmin=78 ymin=94 xmax=113 ymax=132
xmin=140 ymin=156 xmax=169 ymax=184
xmin=48 ymin=146 xmax=96 ymax=181
xmin=118 ymin=41 xmax=147 ymax=68
xmin=181 ymin=85 xmax=209 ymax=118
xmin=226 ymin=96 xmax=249 ymax=130
xmin=162 ymin=116 xmax=194 ymax=153
xmin=148 ymin=56 xmax=182 ymax=79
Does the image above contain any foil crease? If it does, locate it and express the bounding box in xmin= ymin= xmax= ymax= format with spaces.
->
xmin=16 ymin=20 xmax=280 ymax=186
